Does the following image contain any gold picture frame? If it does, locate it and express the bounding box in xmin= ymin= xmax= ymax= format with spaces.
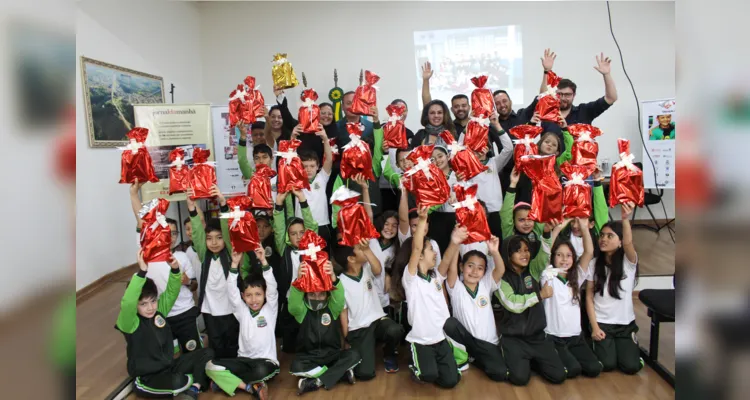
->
xmin=80 ymin=56 xmax=165 ymax=148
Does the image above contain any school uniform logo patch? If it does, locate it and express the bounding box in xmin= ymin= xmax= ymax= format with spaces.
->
xmin=314 ymin=182 xmax=320 ymax=190
xmin=366 ymin=279 xmax=373 ymax=290
xmin=524 ymin=276 xmax=533 ymax=290
xmin=264 ymin=246 xmax=273 ymax=258
xmin=154 ymin=315 xmax=166 ymax=328
xmin=257 ymin=316 xmax=267 ymax=328
xmin=435 ymin=281 xmax=443 ymax=292
xmin=321 ymin=313 xmax=332 ymax=326
xmin=186 ymin=340 xmax=197 ymax=351
xmin=477 ymin=296 xmax=489 ymax=308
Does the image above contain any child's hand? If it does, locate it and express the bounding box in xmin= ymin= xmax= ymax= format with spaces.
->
xmin=298 ymin=261 xmax=309 ymax=279
xmin=181 ymin=272 xmax=190 ymax=285
xmin=621 ymin=201 xmax=635 ymax=220
xmin=292 ymin=124 xmax=303 ymax=140
xmin=540 ymin=281 xmax=554 ymax=299
xmin=487 ymin=235 xmax=501 ymax=255
xmin=456 ymin=171 xmax=466 ymax=181
xmin=370 ymin=106 xmax=379 ymax=122
xmin=489 ymin=111 xmax=501 ymax=130
xmin=543 ymin=219 xmax=559 ymax=233
xmin=273 ymin=85 xmax=283 ymax=98
xmin=167 ymin=254 xmax=180 ymax=270
xmin=231 ymin=250 xmax=243 ymax=267
xmin=557 ymin=111 xmax=567 ymax=129
xmin=292 ymin=189 xmax=307 ymax=202
xmin=137 ymin=249 xmax=148 ymax=272
xmin=130 ymin=178 xmax=144 ymax=195
xmin=254 ymin=247 xmax=268 ymax=266
xmin=530 ymin=112 xmax=541 ymax=125
xmin=314 ymin=126 xmax=328 ymax=140
xmin=237 ymin=121 xmax=248 ymax=140
xmin=592 ymin=167 xmax=603 ymax=181
xmin=185 ymin=190 xmax=196 ymax=210
xmin=357 ymin=238 xmax=370 ymax=251
xmin=510 ymin=167 xmax=520 ymax=188
xmin=211 ymin=185 xmax=226 ymax=206
xmin=382 ymin=142 xmax=390 ymax=152
xmin=276 ymin=191 xmax=289 ymax=205
xmin=591 ymin=327 xmax=607 ymax=341
xmin=324 ymin=260 xmax=336 ymax=281
xmin=451 ymin=225 xmax=469 ymax=245
xmin=576 ymin=217 xmax=589 ymax=231
xmin=353 ymin=173 xmax=369 ymax=189
xmin=417 ymin=206 xmax=429 ymax=220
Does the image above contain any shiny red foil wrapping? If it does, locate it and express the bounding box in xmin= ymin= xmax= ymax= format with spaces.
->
xmin=228 ymin=84 xmax=249 ymax=128
xmin=567 ymin=124 xmax=602 ymax=168
xmin=331 ymin=188 xmax=380 ymax=247
xmin=168 ymin=148 xmax=189 ymax=195
xmin=243 ymin=76 xmax=266 ymax=122
xmin=348 ymin=70 xmax=379 ymax=116
xmin=560 ymin=162 xmax=595 ymax=218
xmin=224 ymin=196 xmax=261 ymax=253
xmin=470 ymin=76 xmax=494 ymax=117
xmin=535 ymin=70 xmax=562 ymax=122
xmin=292 ymin=230 xmax=335 ymax=293
xmin=464 ymin=115 xmax=490 ymax=153
xmin=403 ymin=145 xmax=451 ymax=207
xmin=119 ymin=127 xmax=159 ymax=184
xmin=276 ymin=139 xmax=310 ymax=193
xmin=298 ymin=88 xmax=321 ymax=133
xmin=508 ymin=125 xmax=543 ymax=169
xmin=453 ymin=184 xmax=491 ymax=244
xmin=140 ymin=198 xmax=172 ymax=263
xmin=341 ymin=123 xmax=375 ymax=181
xmin=519 ymin=154 xmax=563 ymax=223
xmin=609 ymin=138 xmax=645 ymax=207
xmin=383 ymin=104 xmax=408 ymax=149
xmin=188 ymin=148 xmax=217 ymax=199
xmin=247 ymin=163 xmax=277 ymax=209
xmin=440 ymin=130 xmax=488 ymax=181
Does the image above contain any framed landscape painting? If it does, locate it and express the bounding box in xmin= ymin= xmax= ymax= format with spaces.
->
xmin=80 ymin=57 xmax=165 ymax=148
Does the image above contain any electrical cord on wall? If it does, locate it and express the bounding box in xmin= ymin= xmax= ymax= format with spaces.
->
xmin=605 ymin=1 xmax=675 ymax=242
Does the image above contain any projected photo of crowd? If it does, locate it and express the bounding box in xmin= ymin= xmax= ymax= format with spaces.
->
xmin=414 ymin=25 xmax=524 ymax=108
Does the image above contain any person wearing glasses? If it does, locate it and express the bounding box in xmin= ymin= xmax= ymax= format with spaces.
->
xmin=545 ymin=52 xmax=619 ymax=126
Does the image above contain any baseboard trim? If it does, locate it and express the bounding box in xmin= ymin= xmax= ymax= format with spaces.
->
xmin=76 ymin=263 xmax=138 ymax=305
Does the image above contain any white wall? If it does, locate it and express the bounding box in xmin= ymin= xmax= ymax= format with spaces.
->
xmin=75 ymin=0 xmax=205 ymax=290
xmin=198 ymin=1 xmax=675 ymax=219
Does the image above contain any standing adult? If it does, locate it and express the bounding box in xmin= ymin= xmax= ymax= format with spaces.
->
xmin=421 ymin=62 xmax=470 ymax=137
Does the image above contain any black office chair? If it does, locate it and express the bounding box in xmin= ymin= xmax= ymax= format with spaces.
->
xmin=638 ymin=276 xmax=675 ymax=387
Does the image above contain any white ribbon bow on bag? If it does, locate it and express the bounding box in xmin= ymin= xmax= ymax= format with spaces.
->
xmin=122 ymin=139 xmax=143 ymax=155
xmin=576 ymin=129 xmax=594 ymax=142
xmin=273 ymin=56 xmax=288 ymax=66
xmin=564 ymin=172 xmax=587 ymax=187
xmin=229 ymin=87 xmax=248 ymax=104
xmin=275 ymin=150 xmax=298 ymax=163
xmin=220 ymin=206 xmax=245 ymax=229
xmin=405 ymin=157 xmax=433 ymax=181
xmin=542 ymin=265 xmax=565 ymax=280
xmin=301 ymin=243 xmax=322 ymax=261
xmin=149 ymin=212 xmax=168 ymax=231
xmin=387 ymin=113 xmax=401 ymax=127
xmin=446 ymin=141 xmax=465 ymax=159
xmin=470 ymin=115 xmax=490 ymax=127
xmin=614 ymin=152 xmax=638 ymax=171
xmin=343 ymin=133 xmax=367 ymax=152
xmin=330 ymin=143 xmax=339 ymax=155
xmin=512 ymin=135 xmax=536 ymax=153
xmin=300 ymin=97 xmax=316 ymax=112
xmin=452 ymin=194 xmax=478 ymax=211
xmin=540 ymin=84 xmax=558 ymax=99
xmin=170 ymin=156 xmax=185 ymax=170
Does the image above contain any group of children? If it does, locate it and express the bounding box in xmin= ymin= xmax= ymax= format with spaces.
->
xmin=117 ymin=82 xmax=643 ymax=399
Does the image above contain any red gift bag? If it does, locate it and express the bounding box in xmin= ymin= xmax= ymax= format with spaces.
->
xmin=519 ymin=154 xmax=563 ymax=223
xmin=508 ymin=125 xmax=544 ymax=169
xmin=298 ymin=88 xmax=321 ymax=133
xmin=168 ymin=148 xmax=189 ymax=195
xmin=535 ymin=70 xmax=563 ymax=122
xmin=119 ymin=127 xmax=159 ymax=184
xmin=609 ymin=138 xmax=645 ymax=207
xmin=330 ymin=187 xmax=380 ymax=247
xmin=243 ymin=76 xmax=266 ymax=123
xmin=292 ymin=230 xmax=335 ymax=293
xmin=341 ymin=123 xmax=375 ymax=181
xmin=403 ymin=145 xmax=451 ymax=207
xmin=188 ymin=148 xmax=217 ymax=199
xmin=221 ymin=196 xmax=261 ymax=253
xmin=348 ymin=70 xmax=379 ymax=116
xmin=464 ymin=114 xmax=490 ymax=153
xmin=139 ymin=198 xmax=172 ymax=263
xmin=560 ymin=162 xmax=596 ymax=218
xmin=276 ymin=139 xmax=310 ymax=193
xmin=247 ymin=163 xmax=277 ymax=209
xmin=384 ymin=104 xmax=408 ymax=149
xmin=228 ymin=84 xmax=249 ymax=128
xmin=567 ymin=124 xmax=603 ymax=168
xmin=452 ymin=184 xmax=491 ymax=244
xmin=440 ymin=131 xmax=488 ymax=181
xmin=470 ymin=76 xmax=494 ymax=117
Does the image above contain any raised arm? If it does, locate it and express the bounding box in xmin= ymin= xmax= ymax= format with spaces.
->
xmin=501 ymin=169 xmax=520 ymax=239
xmin=577 ymin=217 xmax=595 ymax=275
xmin=446 ymin=242 xmax=460 ymax=289
xmin=439 ymin=226 xmax=467 ymax=278
xmin=331 ymin=176 xmax=344 ymax=229
xmin=354 ymin=174 xmax=373 ymax=221
xmin=237 ymin=122 xmax=255 ymax=180
xmin=592 ymin=169 xmax=609 ymax=234
xmin=276 ymin=89 xmax=300 ymax=131
xmin=421 ymin=61 xmax=433 ymax=107
xmin=620 ymin=202 xmax=637 ymax=264
xmin=529 ymin=228 xmax=553 ymax=281
xmin=273 ymin=191 xmax=289 ymax=255
xmin=383 ymin=153 xmax=402 ymax=188
xmin=129 ymin=180 xmax=145 ymax=230
xmin=540 ymin=49 xmax=556 ymax=93
xmin=407 ymin=207 xmax=429 ymax=276
xmin=318 ymin=127 xmax=333 ymax=174
xmin=187 ymin=193 xmax=207 ymax=261
xmin=227 ymin=251 xmax=246 ymax=313
xmin=359 ymin=238 xmax=382 ymax=278
xmin=494 ymin=127 xmax=513 ymax=171
xmin=157 ymin=255 xmax=184 ymax=316
xmin=370 ymin=110 xmax=385 ymax=178
xmin=594 ymin=53 xmax=618 ymax=105
xmin=488 ymin=235 xmax=506 ymax=284
xmin=116 ymin=250 xmax=149 ymax=334
xmin=326 ymin=262 xmax=346 ymax=319
xmin=294 ymin=190 xmax=318 ymax=233
xmin=557 ymin=126 xmax=573 ymax=166
xmin=398 ymin=183 xmax=411 ymax=236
